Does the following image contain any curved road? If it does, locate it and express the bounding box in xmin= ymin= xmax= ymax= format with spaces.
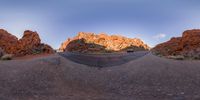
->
xmin=59 ymin=51 xmax=149 ymax=67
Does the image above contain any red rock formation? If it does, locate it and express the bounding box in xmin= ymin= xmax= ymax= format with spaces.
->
xmin=0 ymin=47 xmax=4 ymax=57
xmin=14 ymin=30 xmax=54 ymax=56
xmin=0 ymin=29 xmax=18 ymax=53
xmin=65 ymin=38 xmax=106 ymax=53
xmin=153 ymin=29 xmax=200 ymax=58
xmin=60 ymin=32 xmax=149 ymax=53
xmin=0 ymin=29 xmax=54 ymax=56
xmin=153 ymin=37 xmax=182 ymax=56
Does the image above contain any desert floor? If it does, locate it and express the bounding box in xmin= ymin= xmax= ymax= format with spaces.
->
xmin=0 ymin=52 xmax=200 ymax=100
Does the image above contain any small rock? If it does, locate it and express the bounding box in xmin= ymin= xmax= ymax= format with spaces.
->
xmin=180 ymin=92 xmax=185 ymax=95
xmin=156 ymin=89 xmax=161 ymax=92
xmin=167 ymin=93 xmax=173 ymax=96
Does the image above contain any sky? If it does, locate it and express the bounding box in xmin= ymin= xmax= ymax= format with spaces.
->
xmin=1 ymin=0 xmax=200 ymax=48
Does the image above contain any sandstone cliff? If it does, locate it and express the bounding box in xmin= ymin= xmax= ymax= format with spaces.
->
xmin=153 ymin=29 xmax=200 ymax=59
xmin=60 ymin=32 xmax=149 ymax=53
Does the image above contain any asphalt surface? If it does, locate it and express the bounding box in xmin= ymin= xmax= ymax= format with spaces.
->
xmin=58 ymin=51 xmax=148 ymax=67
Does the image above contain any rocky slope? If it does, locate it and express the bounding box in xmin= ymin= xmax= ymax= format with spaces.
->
xmin=0 ymin=29 xmax=18 ymax=53
xmin=0 ymin=29 xmax=54 ymax=57
xmin=60 ymin=32 xmax=149 ymax=53
xmin=153 ymin=29 xmax=200 ymax=59
xmin=0 ymin=47 xmax=4 ymax=57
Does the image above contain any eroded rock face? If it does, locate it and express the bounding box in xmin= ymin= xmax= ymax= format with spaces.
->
xmin=0 ymin=29 xmax=54 ymax=56
xmin=0 ymin=47 xmax=4 ymax=57
xmin=0 ymin=29 xmax=18 ymax=53
xmin=181 ymin=30 xmax=200 ymax=52
xmin=60 ymin=32 xmax=149 ymax=53
xmin=19 ymin=30 xmax=41 ymax=46
xmin=65 ymin=38 xmax=106 ymax=53
xmin=153 ymin=29 xmax=200 ymax=58
xmin=153 ymin=37 xmax=182 ymax=56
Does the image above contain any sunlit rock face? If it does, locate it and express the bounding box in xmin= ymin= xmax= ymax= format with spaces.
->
xmin=153 ymin=29 xmax=200 ymax=58
xmin=0 ymin=29 xmax=54 ymax=56
xmin=60 ymin=32 xmax=150 ymax=53
xmin=0 ymin=29 xmax=18 ymax=53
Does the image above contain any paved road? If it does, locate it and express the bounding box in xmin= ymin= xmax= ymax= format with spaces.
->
xmin=59 ymin=51 xmax=149 ymax=67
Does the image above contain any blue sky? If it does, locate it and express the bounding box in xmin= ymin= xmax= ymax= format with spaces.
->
xmin=1 ymin=0 xmax=200 ymax=48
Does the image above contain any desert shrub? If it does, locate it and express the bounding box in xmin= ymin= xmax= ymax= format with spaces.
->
xmin=192 ymin=54 xmax=200 ymax=60
xmin=1 ymin=54 xmax=13 ymax=60
xmin=167 ymin=55 xmax=184 ymax=60
xmin=151 ymin=51 xmax=163 ymax=57
xmin=32 ymin=48 xmax=42 ymax=55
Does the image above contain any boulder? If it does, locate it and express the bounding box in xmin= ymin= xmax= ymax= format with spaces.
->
xmin=37 ymin=43 xmax=55 ymax=54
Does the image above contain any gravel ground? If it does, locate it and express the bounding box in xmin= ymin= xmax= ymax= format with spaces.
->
xmin=0 ymin=52 xmax=200 ymax=100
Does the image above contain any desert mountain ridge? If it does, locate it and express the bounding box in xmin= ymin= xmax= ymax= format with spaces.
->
xmin=59 ymin=32 xmax=150 ymax=53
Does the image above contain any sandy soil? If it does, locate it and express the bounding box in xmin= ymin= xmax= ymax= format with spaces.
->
xmin=0 ymin=52 xmax=200 ymax=100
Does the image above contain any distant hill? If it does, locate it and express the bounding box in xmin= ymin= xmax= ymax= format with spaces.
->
xmin=60 ymin=32 xmax=149 ymax=53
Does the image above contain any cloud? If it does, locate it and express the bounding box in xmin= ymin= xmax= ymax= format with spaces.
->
xmin=153 ymin=33 xmax=166 ymax=39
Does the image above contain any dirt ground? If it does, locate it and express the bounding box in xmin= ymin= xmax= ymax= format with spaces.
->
xmin=0 ymin=52 xmax=200 ymax=100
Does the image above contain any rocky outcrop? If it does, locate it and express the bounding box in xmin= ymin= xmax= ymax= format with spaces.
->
xmin=153 ymin=37 xmax=182 ymax=56
xmin=0 ymin=47 xmax=4 ymax=57
xmin=12 ymin=30 xmax=54 ymax=56
xmin=153 ymin=29 xmax=200 ymax=59
xmin=60 ymin=32 xmax=149 ymax=53
xmin=0 ymin=29 xmax=54 ymax=56
xmin=0 ymin=29 xmax=18 ymax=53
xmin=64 ymin=38 xmax=107 ymax=53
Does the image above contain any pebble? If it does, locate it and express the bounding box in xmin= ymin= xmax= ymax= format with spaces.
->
xmin=156 ymin=89 xmax=161 ymax=92
xmin=180 ymin=92 xmax=185 ymax=95
xmin=167 ymin=93 xmax=173 ymax=96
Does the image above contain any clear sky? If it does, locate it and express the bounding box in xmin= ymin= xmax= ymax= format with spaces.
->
xmin=1 ymin=0 xmax=200 ymax=48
